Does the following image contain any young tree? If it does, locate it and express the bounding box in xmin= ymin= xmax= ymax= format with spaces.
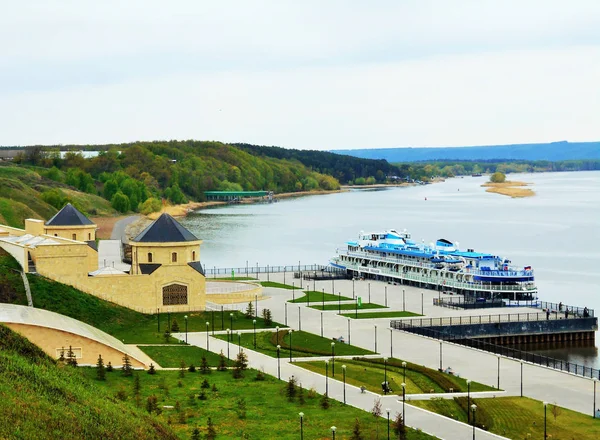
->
xmin=217 ymin=351 xmax=227 ymax=371
xmin=200 ymin=355 xmax=211 ymax=374
xmin=235 ymin=397 xmax=247 ymax=419
xmin=66 ymin=346 xmax=77 ymax=367
xmin=351 ymin=418 xmax=363 ymax=440
xmin=188 ymin=364 xmax=196 ymax=373
xmin=245 ymin=301 xmax=254 ymax=319
xmin=164 ymin=329 xmax=172 ymax=343
xmin=147 ymin=363 xmax=156 ymax=375
xmin=96 ymin=354 xmax=106 ymax=381
xmin=171 ymin=318 xmax=180 ymax=333
xmin=201 ymin=379 xmax=210 ymax=389
xmin=122 ymin=354 xmax=133 ymax=377
xmin=551 ymin=403 xmax=562 ymax=422
xmin=198 ymin=390 xmax=207 ymax=400
xmin=320 ymin=393 xmax=330 ymax=409
xmin=191 ymin=427 xmax=201 ymax=440
xmin=233 ymin=351 xmax=248 ymax=378
xmin=489 ymin=171 xmax=506 ymax=183
xmin=146 ymin=395 xmax=159 ymax=414
xmin=106 ymin=361 xmax=114 ymax=372
xmin=58 ymin=347 xmax=66 ymax=363
xmin=179 ymin=359 xmax=186 ymax=378
xmin=133 ymin=373 xmax=141 ymax=407
xmin=286 ymin=376 xmax=298 ymax=401
xmin=297 ymin=382 xmax=305 ymax=405
xmin=206 ymin=417 xmax=217 ymax=440
xmin=393 ymin=412 xmax=407 ymax=440
xmin=262 ymin=308 xmax=273 ymax=326
xmin=371 ymin=398 xmax=383 ymax=439
xmin=211 ymin=383 xmax=218 ymax=392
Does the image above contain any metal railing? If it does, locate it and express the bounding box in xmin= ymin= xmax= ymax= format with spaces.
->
xmin=434 ymin=297 xmax=508 ymax=310
xmin=205 ymin=264 xmax=338 ymax=277
xmin=392 ymin=320 xmax=600 ymax=379
xmin=392 ymin=309 xmax=589 ymax=329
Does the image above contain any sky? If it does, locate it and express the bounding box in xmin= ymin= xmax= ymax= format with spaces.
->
xmin=1 ymin=0 xmax=599 ymax=150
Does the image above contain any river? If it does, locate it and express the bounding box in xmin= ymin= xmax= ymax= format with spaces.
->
xmin=181 ymin=171 xmax=600 ymax=366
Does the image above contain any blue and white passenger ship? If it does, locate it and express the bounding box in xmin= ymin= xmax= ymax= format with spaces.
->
xmin=330 ymin=229 xmax=538 ymax=303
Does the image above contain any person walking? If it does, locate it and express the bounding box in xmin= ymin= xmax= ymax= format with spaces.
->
xmin=546 ymin=308 xmax=550 ymax=320
xmin=565 ymin=308 xmax=569 ymax=319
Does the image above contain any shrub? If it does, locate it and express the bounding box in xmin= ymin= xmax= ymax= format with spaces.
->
xmin=188 ymin=364 xmax=196 ymax=373
xmin=96 ymin=354 xmax=106 ymax=381
xmin=147 ymin=363 xmax=156 ymax=375
xmin=200 ymin=356 xmax=211 ymax=374
xmin=320 ymin=394 xmax=330 ymax=409
xmin=201 ymin=379 xmax=210 ymax=389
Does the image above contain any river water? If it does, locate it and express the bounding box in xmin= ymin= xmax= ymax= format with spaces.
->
xmin=181 ymin=171 xmax=600 ymax=366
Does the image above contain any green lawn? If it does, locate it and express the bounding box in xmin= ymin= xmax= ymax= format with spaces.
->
xmin=259 ymin=281 xmax=298 ymax=289
xmin=411 ymin=396 xmax=600 ymax=440
xmin=80 ymin=367 xmax=436 ymax=440
xmin=213 ymin=276 xmax=257 ymax=281
xmin=309 ymin=302 xmax=387 ymax=311
xmin=215 ymin=330 xmax=374 ymax=358
xmin=289 ymin=290 xmax=352 ymax=303
xmin=294 ymin=358 xmax=494 ymax=395
xmin=138 ymin=346 xmax=234 ymax=368
xmin=341 ymin=311 xmax=422 ymax=319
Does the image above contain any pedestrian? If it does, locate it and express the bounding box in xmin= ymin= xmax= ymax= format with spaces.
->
xmin=546 ymin=308 xmax=550 ymax=320
xmin=559 ymin=302 xmax=563 ymax=311
xmin=565 ymin=308 xmax=569 ymax=319
xmin=584 ymin=307 xmax=589 ymax=318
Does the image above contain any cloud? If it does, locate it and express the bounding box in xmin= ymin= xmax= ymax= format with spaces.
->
xmin=0 ymin=1 xmax=599 ymax=148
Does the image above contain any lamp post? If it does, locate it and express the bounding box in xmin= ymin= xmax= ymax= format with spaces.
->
xmin=374 ymin=325 xmax=378 ymax=352
xmin=226 ymin=328 xmax=230 ymax=359
xmin=543 ymin=401 xmax=547 ymax=440
xmin=383 ymin=357 xmax=388 ymax=395
xmin=348 ymin=319 xmax=351 ymax=345
xmin=401 ymin=383 xmax=406 ymax=423
xmin=184 ymin=315 xmax=188 ymax=344
xmin=299 ymin=412 xmax=304 ymax=440
xmin=276 ymin=326 xmax=279 ymax=346
xmin=230 ymin=313 xmax=234 ymax=332
xmin=321 ymin=312 xmax=324 ymax=337
xmin=471 ymin=404 xmax=477 ymax=440
xmin=389 ymin=328 xmax=393 ymax=358
xmin=157 ymin=308 xmax=160 ymax=332
xmin=352 ymin=278 xmax=355 ymax=299
xmin=421 ymin=291 xmax=424 ymax=315
xmin=205 ymin=321 xmax=210 ymax=351
xmin=331 ymin=426 xmax=336 ymax=440
xmin=439 ymin=341 xmax=443 ymax=371
xmin=594 ymin=378 xmax=598 ymax=418
xmin=325 ymin=360 xmax=329 ymax=396
xmin=252 ymin=319 xmax=257 ymax=348
xmin=331 ymin=342 xmax=336 ymax=376
xmin=386 ymin=408 xmax=391 ymax=440
xmin=467 ymin=380 xmax=471 ymax=424
xmin=402 ymin=361 xmax=407 ymax=383
xmin=385 ymin=286 xmax=388 ymax=307
xmin=285 ymin=303 xmax=288 ymax=325
xmin=289 ymin=329 xmax=293 ymax=361
xmin=276 ymin=345 xmax=281 ymax=379
xmin=338 ymin=291 xmax=341 ymax=314
xmin=237 ymin=331 xmax=241 ymax=354
xmin=322 ymin=288 xmax=325 ymax=310
xmin=520 ymin=361 xmax=523 ymax=397
xmin=342 ymin=365 xmax=347 ymax=404
xmin=497 ymin=355 xmax=500 ymax=390
xmin=403 ymin=288 xmax=405 ymax=312
xmin=368 ymin=283 xmax=371 ymax=303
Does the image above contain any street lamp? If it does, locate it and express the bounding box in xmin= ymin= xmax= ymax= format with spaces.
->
xmin=471 ymin=404 xmax=477 ymax=440
xmin=543 ymin=401 xmax=547 ymax=440
xmin=237 ymin=331 xmax=241 ymax=354
xmin=594 ymin=378 xmax=598 ymax=418
xmin=205 ymin=321 xmax=210 ymax=351
xmin=325 ymin=360 xmax=329 ymax=396
xmin=439 ymin=341 xmax=443 ymax=371
xmin=520 ymin=361 xmax=523 ymax=397
xmin=276 ymin=326 xmax=280 ymax=346
xmin=252 ymin=319 xmax=257 ymax=348
xmin=467 ymin=380 xmax=471 ymax=424
xmin=289 ymin=329 xmax=293 ymax=361
xmin=386 ymin=408 xmax=391 ymax=440
xmin=383 ymin=357 xmax=388 ymax=395
xmin=402 ymin=361 xmax=407 ymax=383
xmin=276 ymin=345 xmax=281 ymax=379
xmin=401 ymin=383 xmax=406 ymax=423
xmin=299 ymin=412 xmax=304 ymax=440
xmin=331 ymin=426 xmax=336 ymax=440
xmin=389 ymin=328 xmax=393 ymax=358
xmin=342 ymin=365 xmax=347 ymax=404
xmin=497 ymin=355 xmax=500 ymax=389
xmin=348 ymin=319 xmax=351 ymax=345
xmin=374 ymin=325 xmax=378 ymax=352
xmin=403 ymin=289 xmax=405 ymax=311
xmin=226 ymin=328 xmax=230 ymax=359
xmin=338 ymin=290 xmax=341 ymax=314
xmin=230 ymin=313 xmax=234 ymax=332
xmin=385 ymin=286 xmax=388 ymax=307
xmin=331 ymin=342 xmax=336 ymax=376
xmin=184 ymin=315 xmax=188 ymax=344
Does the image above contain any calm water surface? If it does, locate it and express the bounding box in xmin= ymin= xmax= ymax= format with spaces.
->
xmin=181 ymin=171 xmax=600 ymax=365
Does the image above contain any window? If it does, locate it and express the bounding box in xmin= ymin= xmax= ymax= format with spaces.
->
xmin=192 ymin=251 xmax=196 ymax=261
xmin=162 ymin=284 xmax=188 ymax=305
xmin=88 ymin=233 xmax=91 ymax=240
xmin=148 ymin=253 xmax=153 ymax=263
xmin=171 ymin=252 xmax=177 ymax=263
xmin=72 ymin=233 xmax=77 ymax=240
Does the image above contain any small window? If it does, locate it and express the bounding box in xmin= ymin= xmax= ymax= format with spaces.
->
xmin=148 ymin=253 xmax=153 ymax=263
xmin=72 ymin=233 xmax=76 ymax=240
xmin=192 ymin=251 xmax=196 ymax=261
xmin=171 ymin=252 xmax=177 ymax=263
xmin=88 ymin=233 xmax=91 ymax=240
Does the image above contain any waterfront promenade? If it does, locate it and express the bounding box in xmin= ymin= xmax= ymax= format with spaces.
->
xmin=184 ymin=274 xmax=598 ymax=438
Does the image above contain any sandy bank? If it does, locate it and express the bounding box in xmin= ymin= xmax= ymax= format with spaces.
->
xmin=481 ymin=181 xmax=535 ymax=198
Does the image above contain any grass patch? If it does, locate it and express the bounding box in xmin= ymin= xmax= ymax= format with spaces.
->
xmin=309 ymin=302 xmax=387 ymax=311
xmin=213 ymin=276 xmax=257 ymax=281
xmin=80 ymin=366 xmax=436 ymax=440
xmin=215 ymin=330 xmax=374 ymax=358
xmin=259 ymin=281 xmax=298 ymax=289
xmin=0 ymin=325 xmax=176 ymax=440
xmin=289 ymin=290 xmax=352 ymax=303
xmin=0 ymin=253 xmax=282 ymax=344
xmin=341 ymin=311 xmax=422 ymax=319
xmin=411 ymin=396 xmax=600 ymax=439
xmin=138 ymin=346 xmax=234 ymax=368
xmin=294 ymin=358 xmax=494 ymax=395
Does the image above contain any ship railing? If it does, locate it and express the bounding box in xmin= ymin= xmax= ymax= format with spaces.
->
xmin=391 ymin=320 xmax=600 ymax=380
xmin=339 ymin=250 xmax=534 ymax=276
xmin=392 ymin=309 xmax=591 ymax=328
xmin=342 ymin=262 xmax=537 ymax=292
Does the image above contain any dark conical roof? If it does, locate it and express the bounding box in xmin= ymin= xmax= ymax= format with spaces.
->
xmin=45 ymin=203 xmax=94 ymax=226
xmin=132 ymin=213 xmax=199 ymax=243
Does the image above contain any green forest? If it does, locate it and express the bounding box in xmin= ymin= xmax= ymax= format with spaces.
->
xmin=9 ymin=140 xmax=396 ymax=215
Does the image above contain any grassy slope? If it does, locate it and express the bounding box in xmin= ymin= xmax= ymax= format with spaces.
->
xmin=137 ymin=346 xmax=234 ymax=368
xmin=0 ymin=325 xmax=176 ymax=440
xmin=0 ymin=165 xmax=115 ymax=227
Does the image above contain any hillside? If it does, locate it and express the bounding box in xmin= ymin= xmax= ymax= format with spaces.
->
xmin=332 ymin=141 xmax=600 ymax=162
xmin=0 ymin=324 xmax=177 ymax=440
xmin=0 ymin=164 xmax=116 ymax=228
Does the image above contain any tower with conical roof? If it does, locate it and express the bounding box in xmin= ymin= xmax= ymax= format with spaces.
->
xmin=44 ymin=203 xmax=97 ymax=243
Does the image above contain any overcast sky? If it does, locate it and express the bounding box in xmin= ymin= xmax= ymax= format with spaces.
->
xmin=1 ymin=1 xmax=599 ymax=150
